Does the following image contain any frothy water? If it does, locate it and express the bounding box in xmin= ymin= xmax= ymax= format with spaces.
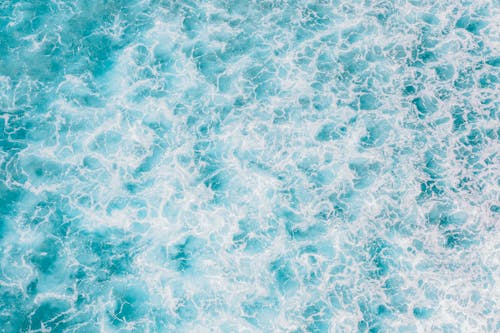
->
xmin=0 ymin=1 xmax=499 ymax=332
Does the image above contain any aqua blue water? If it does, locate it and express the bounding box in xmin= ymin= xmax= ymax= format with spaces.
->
xmin=1 ymin=1 xmax=499 ymax=332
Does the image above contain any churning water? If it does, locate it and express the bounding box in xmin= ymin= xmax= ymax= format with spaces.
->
xmin=0 ymin=1 xmax=499 ymax=332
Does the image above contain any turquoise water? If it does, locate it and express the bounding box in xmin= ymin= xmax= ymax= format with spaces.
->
xmin=1 ymin=0 xmax=499 ymax=332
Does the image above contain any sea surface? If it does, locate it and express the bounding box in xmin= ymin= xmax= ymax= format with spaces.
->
xmin=0 ymin=0 xmax=499 ymax=332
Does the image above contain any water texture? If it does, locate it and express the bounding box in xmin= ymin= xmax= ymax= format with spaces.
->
xmin=0 ymin=0 xmax=499 ymax=332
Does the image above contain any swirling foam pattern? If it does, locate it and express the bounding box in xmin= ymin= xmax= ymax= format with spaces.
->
xmin=0 ymin=0 xmax=499 ymax=332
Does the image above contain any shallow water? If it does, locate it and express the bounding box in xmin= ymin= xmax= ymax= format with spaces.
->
xmin=0 ymin=1 xmax=499 ymax=332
